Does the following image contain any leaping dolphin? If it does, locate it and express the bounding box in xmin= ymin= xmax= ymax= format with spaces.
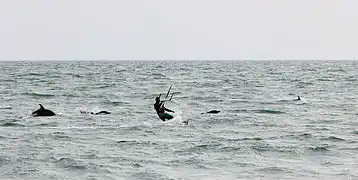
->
xmin=32 ymin=104 xmax=56 ymax=117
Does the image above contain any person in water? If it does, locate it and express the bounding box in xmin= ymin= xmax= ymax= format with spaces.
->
xmin=154 ymin=96 xmax=174 ymax=121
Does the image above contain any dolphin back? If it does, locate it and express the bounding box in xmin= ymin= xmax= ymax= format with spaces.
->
xmin=32 ymin=105 xmax=56 ymax=117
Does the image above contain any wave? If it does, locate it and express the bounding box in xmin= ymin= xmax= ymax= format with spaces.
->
xmin=308 ymin=146 xmax=329 ymax=152
xmin=299 ymin=133 xmax=312 ymax=138
xmin=277 ymin=99 xmax=302 ymax=103
xmin=0 ymin=106 xmax=12 ymax=109
xmin=254 ymin=109 xmax=285 ymax=114
xmin=61 ymin=93 xmax=80 ymax=98
xmin=0 ymin=156 xmax=11 ymax=165
xmin=22 ymin=92 xmax=55 ymax=97
xmin=56 ymin=157 xmax=87 ymax=170
xmin=250 ymin=143 xmax=274 ymax=153
xmin=296 ymin=81 xmax=314 ymax=88
xmin=103 ymin=100 xmax=129 ymax=106
xmin=240 ymin=137 xmax=263 ymax=141
xmin=220 ymin=145 xmax=241 ymax=152
xmin=0 ymin=79 xmax=15 ymax=82
xmin=257 ymin=166 xmax=294 ymax=173
xmin=1 ymin=122 xmax=24 ymax=127
xmin=149 ymin=73 xmax=167 ymax=78
xmin=72 ymin=74 xmax=83 ymax=78
xmin=116 ymin=140 xmax=137 ymax=144
xmin=115 ymin=140 xmax=159 ymax=146
xmin=33 ymin=122 xmax=58 ymax=127
xmin=250 ymin=143 xmax=299 ymax=155
xmin=322 ymin=136 xmax=345 ymax=142
xmin=93 ymin=84 xmax=117 ymax=89
xmin=226 ymin=137 xmax=263 ymax=142
xmin=18 ymin=72 xmax=45 ymax=77
xmin=259 ymin=101 xmax=279 ymax=105
xmin=345 ymin=76 xmax=356 ymax=81
xmin=230 ymin=109 xmax=249 ymax=113
xmin=231 ymin=109 xmax=285 ymax=114
xmin=187 ymin=143 xmax=222 ymax=152
xmin=317 ymin=78 xmax=334 ymax=82
xmin=53 ymin=134 xmax=71 ymax=140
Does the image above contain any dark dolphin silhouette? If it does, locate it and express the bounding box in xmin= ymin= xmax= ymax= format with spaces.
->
xmin=93 ymin=111 xmax=111 ymax=115
xmin=32 ymin=104 xmax=56 ymax=117
xmin=201 ymin=110 xmax=221 ymax=115
xmin=295 ymin=96 xmax=301 ymax=101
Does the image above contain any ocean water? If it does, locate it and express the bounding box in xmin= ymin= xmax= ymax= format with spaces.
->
xmin=0 ymin=60 xmax=357 ymax=180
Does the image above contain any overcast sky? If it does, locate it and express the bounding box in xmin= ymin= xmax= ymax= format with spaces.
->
xmin=1 ymin=0 xmax=357 ymax=60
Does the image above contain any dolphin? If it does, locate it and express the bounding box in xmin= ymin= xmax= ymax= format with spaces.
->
xmin=32 ymin=104 xmax=56 ymax=117
xmin=93 ymin=111 xmax=111 ymax=115
xmin=295 ymin=96 xmax=301 ymax=101
xmin=201 ymin=110 xmax=221 ymax=115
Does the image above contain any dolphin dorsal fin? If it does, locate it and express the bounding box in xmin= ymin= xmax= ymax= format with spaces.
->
xmin=39 ymin=104 xmax=44 ymax=109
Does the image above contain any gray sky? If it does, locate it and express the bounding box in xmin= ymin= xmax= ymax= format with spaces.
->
xmin=1 ymin=0 xmax=358 ymax=60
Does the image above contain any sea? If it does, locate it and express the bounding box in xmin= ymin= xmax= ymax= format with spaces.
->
xmin=0 ymin=60 xmax=357 ymax=180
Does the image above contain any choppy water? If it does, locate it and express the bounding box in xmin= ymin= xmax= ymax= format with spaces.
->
xmin=0 ymin=61 xmax=357 ymax=180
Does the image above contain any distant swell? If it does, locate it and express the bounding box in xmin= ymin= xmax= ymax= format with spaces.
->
xmin=322 ymin=136 xmax=345 ymax=142
xmin=258 ymin=167 xmax=290 ymax=173
xmin=18 ymin=72 xmax=44 ymax=76
xmin=227 ymin=137 xmax=263 ymax=141
xmin=251 ymin=143 xmax=274 ymax=153
xmin=0 ymin=106 xmax=12 ymax=109
xmin=104 ymin=100 xmax=129 ymax=106
xmin=317 ymin=78 xmax=333 ymax=82
xmin=299 ymin=133 xmax=312 ymax=138
xmin=56 ymin=157 xmax=87 ymax=170
xmin=1 ymin=122 xmax=24 ymax=127
xmin=115 ymin=140 xmax=158 ymax=146
xmin=231 ymin=109 xmax=249 ymax=113
xmin=22 ymin=92 xmax=55 ymax=97
xmin=231 ymin=109 xmax=285 ymax=114
xmin=34 ymin=122 xmax=58 ymax=127
xmin=116 ymin=140 xmax=137 ymax=144
xmin=254 ymin=110 xmax=285 ymax=114
xmin=188 ymin=144 xmax=221 ymax=152
xmin=94 ymin=84 xmax=116 ymax=89
xmin=309 ymin=146 xmax=329 ymax=152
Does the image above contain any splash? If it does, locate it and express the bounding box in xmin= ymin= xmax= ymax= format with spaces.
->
xmin=164 ymin=105 xmax=189 ymax=126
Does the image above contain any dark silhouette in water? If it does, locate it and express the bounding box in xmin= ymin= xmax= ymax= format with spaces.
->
xmin=182 ymin=120 xmax=189 ymax=125
xmin=80 ymin=110 xmax=111 ymax=115
xmin=154 ymin=96 xmax=174 ymax=121
xmin=296 ymin=96 xmax=301 ymax=101
xmin=201 ymin=110 xmax=221 ymax=115
xmin=32 ymin=104 xmax=56 ymax=117
xmin=94 ymin=111 xmax=111 ymax=115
